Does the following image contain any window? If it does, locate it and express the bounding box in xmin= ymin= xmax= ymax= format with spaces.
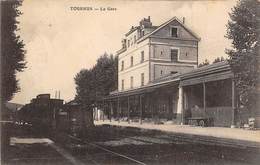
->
xmin=130 ymin=56 xmax=133 ymax=67
xmin=141 ymin=51 xmax=144 ymax=63
xmin=171 ymin=27 xmax=178 ymax=37
xmin=121 ymin=61 xmax=124 ymax=71
xmin=130 ymin=76 xmax=133 ymax=89
xmin=134 ymin=35 xmax=136 ymax=43
xmin=142 ymin=30 xmax=145 ymax=36
xmin=141 ymin=73 xmax=144 ymax=86
xmin=128 ymin=40 xmax=130 ymax=47
xmin=171 ymin=49 xmax=178 ymax=62
xmin=161 ymin=70 xmax=163 ymax=75
xmin=160 ymin=51 xmax=163 ymax=56
xmin=121 ymin=79 xmax=124 ymax=90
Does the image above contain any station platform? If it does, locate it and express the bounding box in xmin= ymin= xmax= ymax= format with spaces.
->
xmin=95 ymin=120 xmax=260 ymax=149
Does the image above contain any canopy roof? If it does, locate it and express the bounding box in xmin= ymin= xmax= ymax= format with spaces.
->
xmin=105 ymin=61 xmax=233 ymax=100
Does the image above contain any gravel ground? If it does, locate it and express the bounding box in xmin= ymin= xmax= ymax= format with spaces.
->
xmin=57 ymin=125 xmax=260 ymax=165
xmin=3 ymin=124 xmax=260 ymax=165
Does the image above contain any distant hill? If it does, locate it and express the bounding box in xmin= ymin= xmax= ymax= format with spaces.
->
xmin=5 ymin=102 xmax=24 ymax=111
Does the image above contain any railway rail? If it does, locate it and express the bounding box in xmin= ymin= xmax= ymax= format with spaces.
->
xmin=54 ymin=126 xmax=260 ymax=165
xmin=67 ymin=134 xmax=147 ymax=165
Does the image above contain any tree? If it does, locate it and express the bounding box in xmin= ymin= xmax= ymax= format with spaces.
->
xmin=74 ymin=53 xmax=118 ymax=108
xmin=198 ymin=59 xmax=210 ymax=67
xmin=226 ymin=0 xmax=259 ymax=115
xmin=94 ymin=53 xmax=118 ymax=100
xmin=1 ymin=0 xmax=26 ymax=103
xmin=74 ymin=68 xmax=96 ymax=108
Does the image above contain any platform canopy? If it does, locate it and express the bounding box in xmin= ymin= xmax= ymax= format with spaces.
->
xmin=105 ymin=61 xmax=233 ymax=100
xmin=105 ymin=77 xmax=180 ymax=100
xmin=180 ymin=61 xmax=233 ymax=87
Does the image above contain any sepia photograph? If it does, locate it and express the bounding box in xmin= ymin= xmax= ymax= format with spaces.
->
xmin=1 ymin=0 xmax=259 ymax=164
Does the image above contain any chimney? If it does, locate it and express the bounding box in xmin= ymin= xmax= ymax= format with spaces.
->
xmin=182 ymin=17 xmax=185 ymax=24
xmin=139 ymin=16 xmax=152 ymax=28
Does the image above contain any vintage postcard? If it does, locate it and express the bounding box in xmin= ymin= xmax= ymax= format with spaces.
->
xmin=1 ymin=0 xmax=259 ymax=164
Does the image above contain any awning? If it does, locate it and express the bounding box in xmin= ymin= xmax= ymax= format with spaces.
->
xmin=180 ymin=61 xmax=233 ymax=86
xmin=180 ymin=70 xmax=233 ymax=86
xmin=105 ymin=78 xmax=179 ymax=100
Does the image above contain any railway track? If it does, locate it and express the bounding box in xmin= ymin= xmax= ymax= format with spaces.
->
xmin=67 ymin=134 xmax=147 ymax=165
xmin=65 ymin=131 xmax=184 ymax=164
xmin=60 ymin=126 xmax=260 ymax=165
xmin=107 ymin=125 xmax=260 ymax=149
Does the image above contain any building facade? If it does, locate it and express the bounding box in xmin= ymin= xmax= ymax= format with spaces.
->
xmin=103 ymin=16 xmax=257 ymax=128
xmin=117 ymin=17 xmax=200 ymax=91
xmin=106 ymin=61 xmax=243 ymax=127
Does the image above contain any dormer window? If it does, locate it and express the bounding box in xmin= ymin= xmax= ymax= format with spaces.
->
xmin=128 ymin=40 xmax=130 ymax=47
xmin=171 ymin=27 xmax=178 ymax=37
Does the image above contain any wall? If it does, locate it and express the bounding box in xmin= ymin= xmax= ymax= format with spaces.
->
xmin=151 ymin=37 xmax=197 ymax=61
xmin=205 ymin=107 xmax=233 ymax=127
xmin=183 ymin=79 xmax=235 ymax=127
xmin=151 ymin=43 xmax=197 ymax=62
xmin=118 ymin=39 xmax=150 ymax=90
xmin=119 ymin=62 xmax=149 ymax=90
xmin=153 ymin=64 xmax=194 ymax=80
xmin=149 ymin=21 xmax=198 ymax=81
xmin=152 ymin=19 xmax=198 ymax=40
xmin=118 ymin=18 xmax=199 ymax=90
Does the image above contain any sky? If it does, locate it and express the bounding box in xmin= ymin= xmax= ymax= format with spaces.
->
xmin=12 ymin=0 xmax=237 ymax=104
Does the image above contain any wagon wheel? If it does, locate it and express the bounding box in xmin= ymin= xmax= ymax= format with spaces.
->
xmin=198 ymin=120 xmax=205 ymax=127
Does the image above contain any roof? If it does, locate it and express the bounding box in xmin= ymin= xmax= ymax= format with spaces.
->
xmin=180 ymin=61 xmax=233 ymax=86
xmin=106 ymin=76 xmax=180 ymax=99
xmin=5 ymin=102 xmax=24 ymax=111
xmin=180 ymin=61 xmax=231 ymax=80
xmin=64 ymin=100 xmax=80 ymax=106
xmin=152 ymin=72 xmax=181 ymax=83
xmin=106 ymin=61 xmax=233 ymax=99
xmin=137 ymin=17 xmax=201 ymax=43
xmin=117 ymin=17 xmax=200 ymax=56
xmin=125 ymin=26 xmax=139 ymax=36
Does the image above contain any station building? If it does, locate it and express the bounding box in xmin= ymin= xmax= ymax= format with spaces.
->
xmin=117 ymin=16 xmax=199 ymax=91
xmin=103 ymin=16 xmax=259 ymax=128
